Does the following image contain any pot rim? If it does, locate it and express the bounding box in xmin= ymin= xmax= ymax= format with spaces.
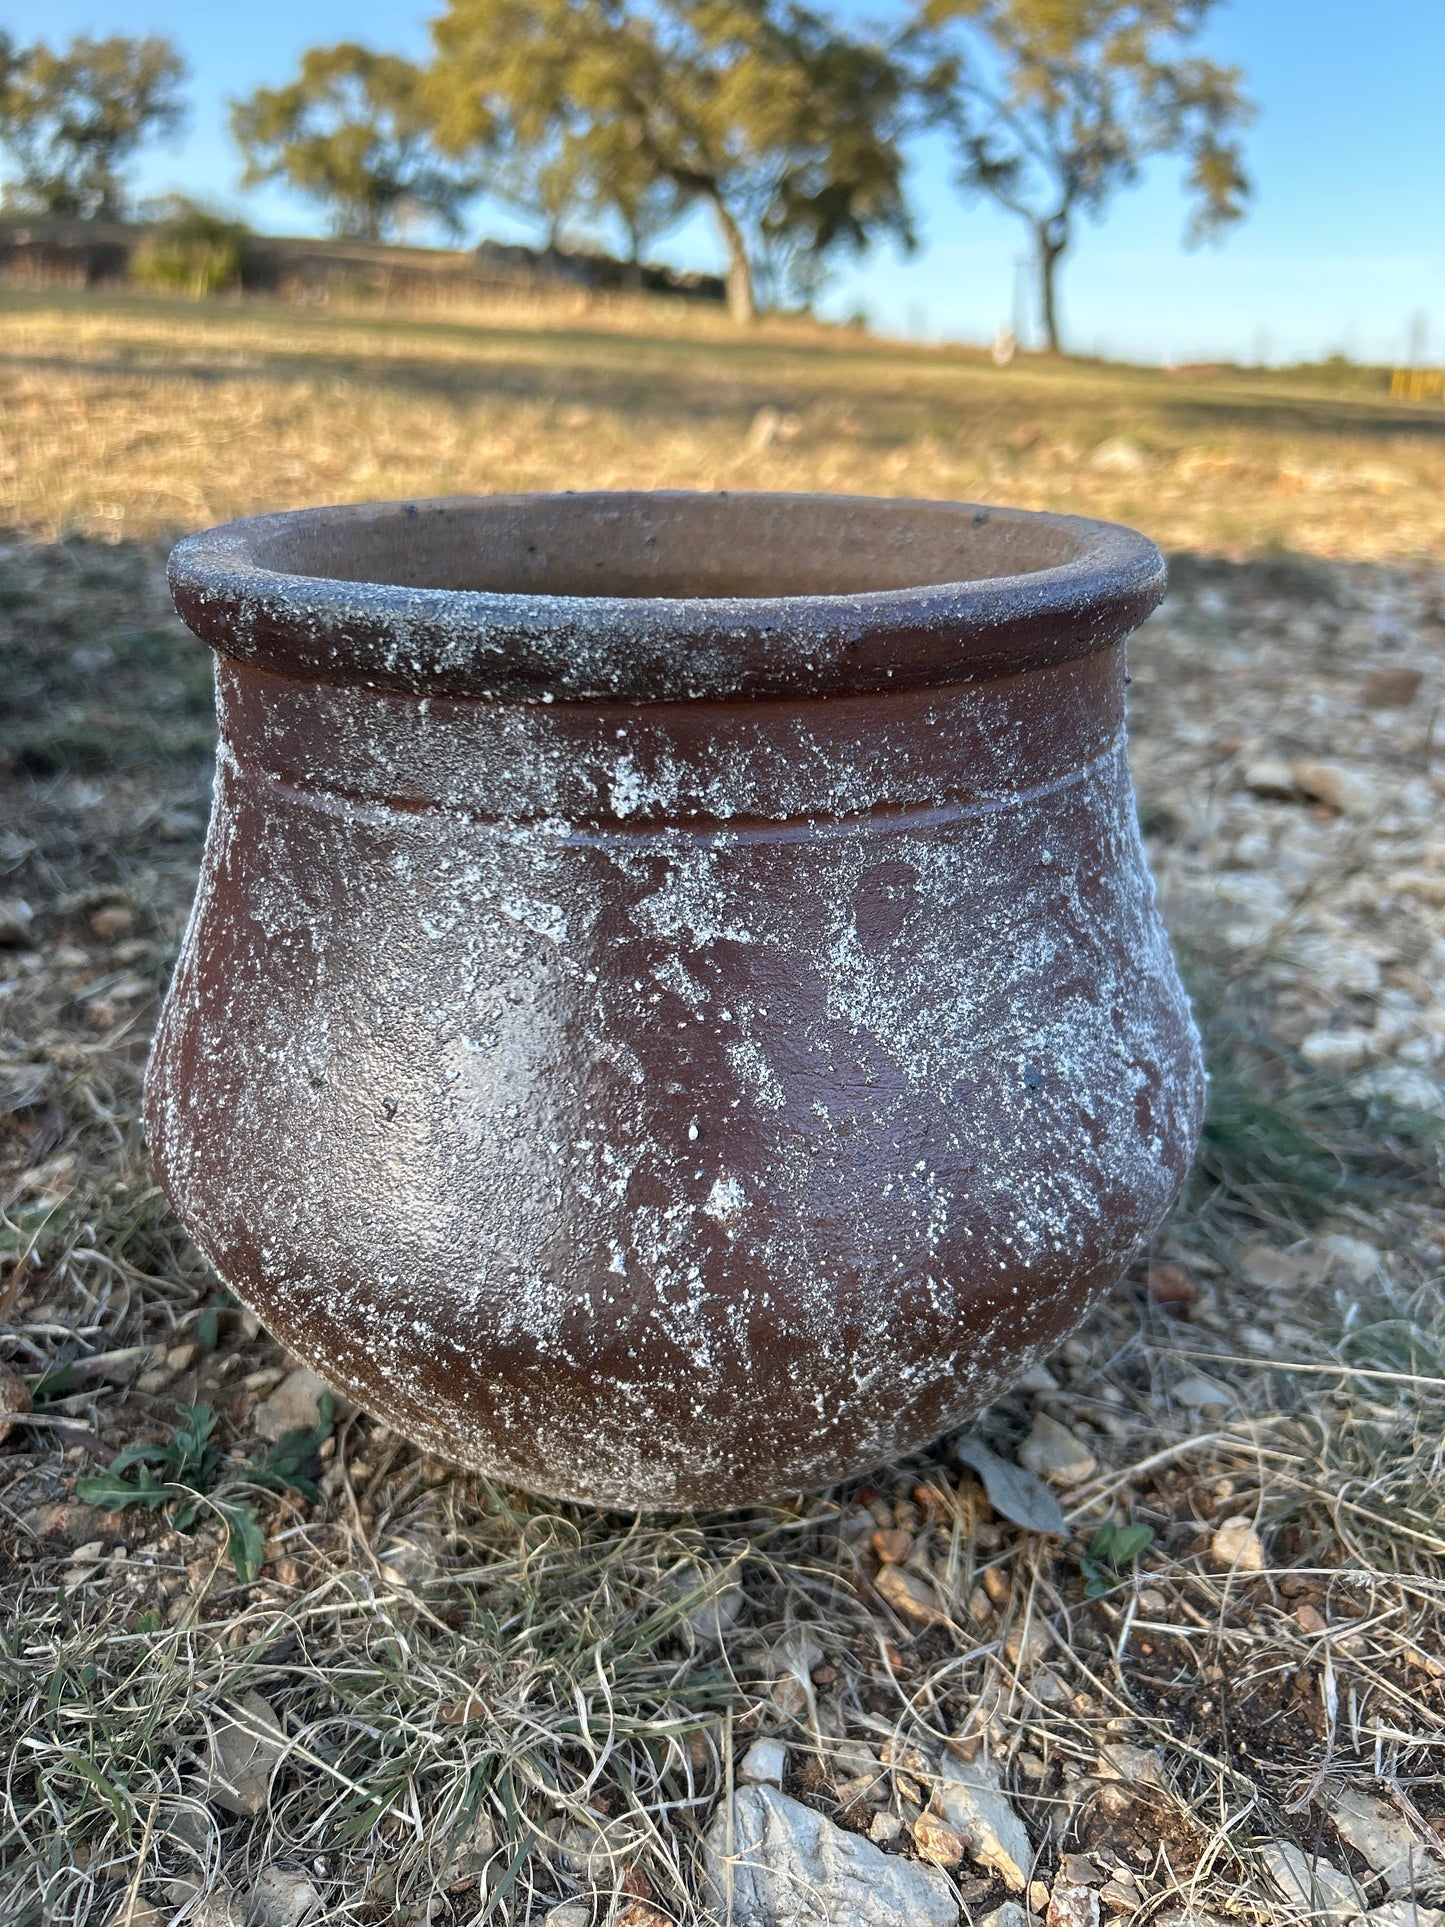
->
xmin=168 ymin=489 xmax=1165 ymax=703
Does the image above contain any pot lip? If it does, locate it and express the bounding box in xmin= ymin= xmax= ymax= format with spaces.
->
xmin=168 ymin=489 xmax=1166 ymax=703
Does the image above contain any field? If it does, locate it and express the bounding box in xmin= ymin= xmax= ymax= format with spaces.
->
xmin=1 ymin=287 xmax=1444 ymax=1927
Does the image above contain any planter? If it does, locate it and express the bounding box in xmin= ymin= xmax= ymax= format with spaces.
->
xmin=148 ymin=491 xmax=1204 ymax=1510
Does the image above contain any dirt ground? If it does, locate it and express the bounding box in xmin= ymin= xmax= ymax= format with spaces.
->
xmin=1 ymin=290 xmax=1443 ymax=1926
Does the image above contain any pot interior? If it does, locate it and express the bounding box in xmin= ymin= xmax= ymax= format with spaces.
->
xmin=244 ymin=492 xmax=1082 ymax=601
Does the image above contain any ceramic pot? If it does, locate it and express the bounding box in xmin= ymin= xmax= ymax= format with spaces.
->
xmin=149 ymin=491 xmax=1203 ymax=1509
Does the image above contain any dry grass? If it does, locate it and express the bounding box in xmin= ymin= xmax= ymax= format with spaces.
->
xmin=1 ymin=289 xmax=1443 ymax=1925
xmin=0 ymin=287 xmax=1443 ymax=559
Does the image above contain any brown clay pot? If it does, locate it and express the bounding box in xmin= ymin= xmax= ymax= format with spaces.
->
xmin=148 ymin=491 xmax=1203 ymax=1509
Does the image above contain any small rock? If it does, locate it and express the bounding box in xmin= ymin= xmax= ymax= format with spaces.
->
xmin=1098 ymin=1880 xmax=1139 ymax=1914
xmin=1328 ymin=1783 xmax=1441 ymax=1891
xmin=1146 ymin=1262 xmax=1196 ymax=1305
xmin=1315 ymin=1234 xmax=1382 ymax=1283
xmin=1096 ymin=1741 xmax=1166 ymax=1788
xmin=1048 ymin=1877 xmax=1101 ymax=1927
xmin=62 ymin=1539 xmax=107 ymax=1589
xmin=182 ymin=1887 xmax=247 ymax=1927
xmin=670 ymin=1559 xmax=745 ymax=1645
xmin=1171 ymin=1374 xmax=1234 ymax=1413
xmin=871 ymin=1527 xmax=912 ymax=1565
xmin=703 ymin=1784 xmax=956 ymax=1926
xmin=1238 ymin=1243 xmax=1308 ymax=1290
xmin=738 ymin=1737 xmax=788 ymax=1787
xmin=1361 ymin=665 xmax=1423 ymax=708
xmin=0 ymin=897 xmax=33 ymax=944
xmin=1292 ymin=759 xmax=1378 ymax=817
xmin=1241 ymin=756 xmax=1296 ymax=800
xmin=1357 ymin=1065 xmax=1445 ymax=1113
xmin=251 ymin=1366 xmax=334 ymax=1443
xmin=201 ymin=1691 xmax=286 ymax=1815
xmin=1004 ymin=1619 xmax=1049 ymax=1670
xmin=1367 ymin=1903 xmax=1445 ymax=1927
xmin=1090 ymin=437 xmax=1147 ymax=473
xmin=1017 ymin=1362 xmax=1061 ymax=1392
xmin=248 ymin=1865 xmax=321 ymax=1927
xmin=935 ymin=1757 xmax=1032 ymax=1892
xmin=979 ymin=1907 xmax=1030 ymax=1927
xmin=616 ymin=1904 xmax=672 ymax=1927
xmin=1261 ymin=1841 xmax=1366 ymax=1922
xmin=911 ymin=1811 xmax=967 ymax=1868
xmin=1300 ymin=1028 xmax=1376 ymax=1071
xmin=1210 ymin=1517 xmax=1265 ymax=1573
xmin=0 ymin=1359 xmax=33 ymax=1445
xmin=868 ymin=1810 xmax=903 ymax=1846
xmin=1018 ymin=1414 xmax=1097 ymax=1485
xmin=89 ymin=902 xmax=135 ymax=940
xmin=542 ymin=1906 xmax=591 ymax=1927
xmin=446 ymin=1809 xmax=497 ymax=1874
xmin=875 ymin=1563 xmax=947 ymax=1626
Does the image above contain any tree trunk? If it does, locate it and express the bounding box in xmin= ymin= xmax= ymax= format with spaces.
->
xmin=1035 ymin=219 xmax=1067 ymax=354
xmin=708 ymin=192 xmax=755 ymax=323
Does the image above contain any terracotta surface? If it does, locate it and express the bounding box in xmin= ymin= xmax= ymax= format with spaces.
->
xmin=148 ymin=491 xmax=1204 ymax=1509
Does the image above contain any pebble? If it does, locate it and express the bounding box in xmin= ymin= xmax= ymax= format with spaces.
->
xmin=979 ymin=1907 xmax=1030 ymax=1927
xmin=1300 ymin=1027 xmax=1376 ymax=1070
xmin=911 ymin=1811 xmax=967 ymax=1868
xmin=1018 ymin=1414 xmax=1097 ymax=1485
xmin=1210 ymin=1517 xmax=1265 ymax=1573
xmin=251 ymin=1366 xmax=335 ymax=1442
xmin=1261 ymin=1842 xmax=1366 ymax=1922
xmin=1241 ymin=756 xmax=1297 ymax=799
xmin=200 ymin=1690 xmax=286 ymax=1815
xmin=934 ymin=1756 xmax=1033 ymax=1892
xmin=61 ymin=1539 xmax=107 ymax=1589
xmin=1328 ymin=1783 xmax=1441 ymax=1891
xmin=542 ymin=1907 xmax=592 ymax=1927
xmin=703 ymin=1785 xmax=956 ymax=1927
xmin=1171 ymin=1374 xmax=1234 ymax=1413
xmin=1367 ymin=1904 xmax=1445 ymax=1927
xmin=738 ymin=1737 xmax=787 ymax=1787
xmin=248 ymin=1865 xmax=321 ymax=1927
xmin=1146 ymin=1262 xmax=1196 ymax=1304
xmin=1291 ymin=758 xmax=1378 ymax=817
xmin=1357 ymin=1065 xmax=1445 ymax=1113
xmin=0 ymin=897 xmax=33 ymax=944
xmin=1047 ymin=1877 xmax=1101 ymax=1927
xmin=1315 ymin=1233 xmax=1381 ymax=1282
xmin=874 ymin=1563 xmax=948 ymax=1626
xmin=671 ymin=1559 xmax=745 ymax=1645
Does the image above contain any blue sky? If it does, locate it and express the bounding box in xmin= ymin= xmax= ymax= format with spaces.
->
xmin=4 ymin=0 xmax=1442 ymax=363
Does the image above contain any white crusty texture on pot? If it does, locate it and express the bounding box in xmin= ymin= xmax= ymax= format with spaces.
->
xmin=146 ymin=657 xmax=1204 ymax=1507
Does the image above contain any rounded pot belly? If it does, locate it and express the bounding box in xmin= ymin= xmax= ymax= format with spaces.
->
xmin=147 ymin=721 xmax=1202 ymax=1509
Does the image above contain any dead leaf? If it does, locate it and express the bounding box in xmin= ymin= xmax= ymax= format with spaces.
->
xmin=955 ymin=1435 xmax=1068 ymax=1535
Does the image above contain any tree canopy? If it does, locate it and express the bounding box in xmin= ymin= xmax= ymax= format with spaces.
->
xmin=427 ymin=0 xmax=915 ymax=319
xmin=231 ymin=44 xmax=479 ymax=244
xmin=918 ymin=0 xmax=1252 ymax=350
xmin=0 ymin=32 xmax=186 ymax=220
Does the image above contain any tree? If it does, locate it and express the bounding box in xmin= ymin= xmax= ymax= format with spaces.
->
xmin=231 ymin=44 xmax=480 ymax=244
xmin=427 ymin=0 xmax=915 ymax=321
xmin=0 ymin=32 xmax=186 ymax=220
xmin=918 ymin=0 xmax=1252 ymax=352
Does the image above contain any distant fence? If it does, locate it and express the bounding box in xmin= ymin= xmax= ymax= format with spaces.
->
xmin=0 ymin=218 xmax=726 ymax=308
xmin=1391 ymin=367 xmax=1445 ymax=402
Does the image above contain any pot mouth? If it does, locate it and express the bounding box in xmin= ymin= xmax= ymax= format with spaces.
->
xmin=169 ymin=490 xmax=1165 ymax=702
